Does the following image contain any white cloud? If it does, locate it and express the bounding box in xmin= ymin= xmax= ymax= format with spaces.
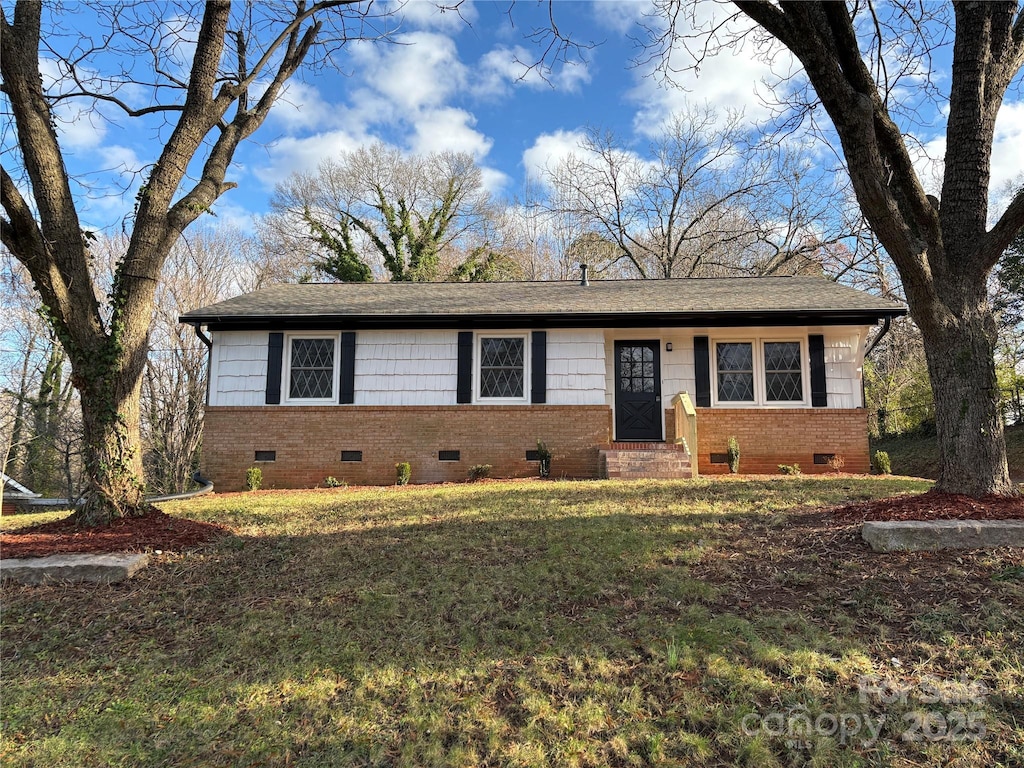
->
xmin=521 ymin=129 xmax=588 ymax=184
xmin=475 ymin=45 xmax=591 ymax=96
xmin=409 ymin=107 xmax=492 ymax=158
xmin=990 ymin=100 xmax=1024 ymax=197
xmin=349 ymin=32 xmax=467 ymax=113
xmin=911 ymin=135 xmax=946 ymax=198
xmin=390 ymin=0 xmax=478 ymax=32
xmin=479 ymin=165 xmax=511 ymax=195
xmin=208 ymin=199 xmax=259 ymax=235
xmin=39 ymin=58 xmax=108 ymax=150
xmin=98 ymin=144 xmax=143 ymax=173
xmin=626 ymin=7 xmax=795 ymax=136
xmin=253 ymin=130 xmax=367 ymax=187
xmin=269 ymin=80 xmax=335 ymax=133
xmin=590 ymin=0 xmax=651 ymax=34
xmin=909 ymin=99 xmax=1024 ymax=206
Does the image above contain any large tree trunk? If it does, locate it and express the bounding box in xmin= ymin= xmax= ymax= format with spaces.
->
xmin=70 ymin=331 xmax=154 ymax=525
xmin=729 ymin=1 xmax=1024 ymax=498
xmin=917 ymin=294 xmax=1013 ymax=496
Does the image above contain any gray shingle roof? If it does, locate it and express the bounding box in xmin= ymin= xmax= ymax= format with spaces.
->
xmin=181 ymin=277 xmax=905 ymax=328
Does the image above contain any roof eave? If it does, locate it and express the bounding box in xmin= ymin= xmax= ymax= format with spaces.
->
xmin=180 ymin=307 xmax=907 ymax=331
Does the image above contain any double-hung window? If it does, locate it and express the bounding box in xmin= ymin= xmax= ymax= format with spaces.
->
xmin=477 ymin=335 xmax=527 ymax=401
xmin=714 ymin=338 xmax=807 ymax=406
xmin=286 ymin=335 xmax=337 ymax=403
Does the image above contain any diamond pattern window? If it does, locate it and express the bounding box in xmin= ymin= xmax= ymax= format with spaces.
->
xmin=764 ymin=342 xmax=803 ymax=401
xmin=479 ymin=337 xmax=525 ymax=399
xmin=289 ymin=337 xmax=335 ymax=400
xmin=716 ymin=342 xmax=754 ymax=402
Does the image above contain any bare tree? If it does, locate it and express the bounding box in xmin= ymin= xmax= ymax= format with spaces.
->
xmin=1 ymin=259 xmax=81 ymax=497
xmin=0 ymin=1 xmax=387 ymax=523
xmin=143 ymin=226 xmax=247 ymax=494
xmin=544 ymin=108 xmax=766 ymax=278
xmin=544 ymin=106 xmax=858 ymax=280
xmin=643 ymin=1 xmax=1023 ymax=496
xmin=265 ymin=143 xmax=494 ymax=282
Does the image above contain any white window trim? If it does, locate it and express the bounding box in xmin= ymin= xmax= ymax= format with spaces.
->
xmin=474 ymin=332 xmax=530 ymax=404
xmin=283 ymin=333 xmax=340 ymax=405
xmin=711 ymin=336 xmax=809 ymax=408
xmin=761 ymin=339 xmax=807 ymax=405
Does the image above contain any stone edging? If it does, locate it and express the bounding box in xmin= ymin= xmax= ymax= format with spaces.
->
xmin=862 ymin=520 xmax=1024 ymax=552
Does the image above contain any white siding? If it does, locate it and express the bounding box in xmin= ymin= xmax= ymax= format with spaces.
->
xmin=662 ymin=331 xmax=696 ymax=400
xmin=824 ymin=330 xmax=866 ymax=409
xmin=546 ymin=329 xmax=606 ymax=405
xmin=205 ymin=324 xmax=871 ymax=410
xmin=353 ymin=330 xmax=458 ymax=406
xmin=209 ymin=331 xmax=269 ymax=406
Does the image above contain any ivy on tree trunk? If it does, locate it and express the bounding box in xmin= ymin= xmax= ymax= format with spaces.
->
xmin=1 ymin=1 xmax=357 ymax=524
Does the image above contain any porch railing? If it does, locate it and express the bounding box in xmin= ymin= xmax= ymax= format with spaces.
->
xmin=671 ymin=391 xmax=699 ymax=478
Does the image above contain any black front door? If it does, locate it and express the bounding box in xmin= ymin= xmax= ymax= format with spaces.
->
xmin=614 ymin=340 xmax=662 ymax=441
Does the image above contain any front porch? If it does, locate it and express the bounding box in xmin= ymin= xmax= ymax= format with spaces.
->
xmin=599 ymin=393 xmax=699 ymax=480
xmin=599 ymin=393 xmax=871 ymax=479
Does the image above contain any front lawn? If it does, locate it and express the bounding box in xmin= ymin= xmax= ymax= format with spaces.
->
xmin=2 ymin=477 xmax=1022 ymax=767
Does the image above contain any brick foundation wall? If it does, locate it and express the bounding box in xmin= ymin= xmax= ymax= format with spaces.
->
xmin=690 ymin=408 xmax=870 ymax=475
xmin=203 ymin=405 xmax=613 ymax=490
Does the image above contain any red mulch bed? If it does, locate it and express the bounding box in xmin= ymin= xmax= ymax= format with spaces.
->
xmin=0 ymin=510 xmax=229 ymax=559
xmin=830 ymin=489 xmax=1024 ymax=522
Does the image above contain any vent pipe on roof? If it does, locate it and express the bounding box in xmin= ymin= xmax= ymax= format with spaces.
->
xmin=579 ymin=263 xmax=589 ymax=286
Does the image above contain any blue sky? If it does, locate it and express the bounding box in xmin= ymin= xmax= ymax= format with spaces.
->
xmin=22 ymin=1 xmax=1024 ymax=234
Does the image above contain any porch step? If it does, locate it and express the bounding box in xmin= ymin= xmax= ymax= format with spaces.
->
xmin=599 ymin=443 xmax=693 ymax=480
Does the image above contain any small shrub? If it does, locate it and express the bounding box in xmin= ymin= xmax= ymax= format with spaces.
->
xmin=727 ymin=436 xmax=740 ymax=474
xmin=537 ymin=439 xmax=552 ymax=478
xmin=395 ymin=462 xmax=411 ymax=486
xmin=873 ymin=450 xmax=892 ymax=475
xmin=245 ymin=466 xmax=262 ymax=491
xmin=323 ymin=476 xmax=346 ymax=488
xmin=467 ymin=464 xmax=492 ymax=481
xmin=777 ymin=463 xmax=802 ymax=476
xmin=826 ymin=454 xmax=846 ymax=473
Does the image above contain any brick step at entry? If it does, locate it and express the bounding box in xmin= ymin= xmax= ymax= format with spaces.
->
xmin=599 ymin=443 xmax=693 ymax=480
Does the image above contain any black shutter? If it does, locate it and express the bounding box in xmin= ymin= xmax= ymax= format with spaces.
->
xmin=457 ymin=331 xmax=473 ymax=404
xmin=340 ymin=331 xmax=356 ymax=404
xmin=809 ymin=334 xmax=827 ymax=407
xmin=266 ymin=332 xmax=284 ymax=404
xmin=531 ymin=331 xmax=547 ymax=404
xmin=694 ymin=336 xmax=711 ymax=407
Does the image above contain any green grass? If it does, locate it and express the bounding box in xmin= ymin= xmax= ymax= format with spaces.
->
xmin=872 ymin=422 xmax=1024 ymax=481
xmin=2 ymin=477 xmax=1022 ymax=767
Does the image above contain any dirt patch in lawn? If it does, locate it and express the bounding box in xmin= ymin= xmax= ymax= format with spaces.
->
xmin=0 ymin=510 xmax=229 ymax=559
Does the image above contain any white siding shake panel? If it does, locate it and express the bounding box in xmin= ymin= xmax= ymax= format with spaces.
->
xmin=354 ymin=330 xmax=458 ymax=406
xmin=209 ymin=331 xmax=269 ymax=406
xmin=825 ymin=331 xmax=864 ymax=409
xmin=547 ymin=329 xmax=606 ymax=405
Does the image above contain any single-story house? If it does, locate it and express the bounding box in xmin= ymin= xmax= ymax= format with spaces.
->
xmin=1 ymin=471 xmax=40 ymax=515
xmin=180 ymin=274 xmax=906 ymax=490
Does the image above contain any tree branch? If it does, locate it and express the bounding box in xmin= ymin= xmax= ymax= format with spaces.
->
xmin=983 ymin=191 xmax=1024 ymax=272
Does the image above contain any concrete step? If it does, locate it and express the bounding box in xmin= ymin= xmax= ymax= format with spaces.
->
xmin=862 ymin=520 xmax=1024 ymax=552
xmin=0 ymin=553 xmax=150 ymax=584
